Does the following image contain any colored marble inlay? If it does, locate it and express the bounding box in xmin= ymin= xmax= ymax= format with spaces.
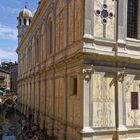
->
xmin=95 ymin=3 xmax=114 ymax=24
xmin=131 ymin=92 xmax=139 ymax=110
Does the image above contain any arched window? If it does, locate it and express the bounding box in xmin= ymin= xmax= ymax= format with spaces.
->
xmin=41 ymin=24 xmax=46 ymax=61
xmin=48 ymin=20 xmax=53 ymax=54
xmin=23 ymin=19 xmax=26 ymax=26
xmin=32 ymin=38 xmax=35 ymax=66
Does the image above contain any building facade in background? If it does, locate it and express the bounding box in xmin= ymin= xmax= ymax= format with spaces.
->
xmin=17 ymin=0 xmax=140 ymax=139
xmin=0 ymin=61 xmax=18 ymax=92
xmin=0 ymin=69 xmax=10 ymax=91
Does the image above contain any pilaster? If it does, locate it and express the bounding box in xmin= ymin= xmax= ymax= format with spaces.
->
xmin=29 ymin=80 xmax=32 ymax=107
xmin=21 ymin=82 xmax=23 ymax=113
xmin=38 ymin=74 xmax=41 ymax=124
xmin=22 ymin=81 xmax=25 ymax=113
xmin=116 ymin=69 xmax=128 ymax=139
xmin=83 ymin=0 xmax=94 ymax=40
xmin=81 ymin=67 xmax=94 ymax=140
xmin=117 ymin=0 xmax=127 ymax=44
xmin=52 ymin=68 xmax=56 ymax=137
xmin=64 ymin=0 xmax=67 ymax=48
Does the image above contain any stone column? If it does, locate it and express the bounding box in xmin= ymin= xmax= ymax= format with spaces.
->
xmin=52 ymin=69 xmax=56 ymax=138
xmin=64 ymin=1 xmax=67 ymax=48
xmin=33 ymin=76 xmax=36 ymax=119
xmin=27 ymin=80 xmax=30 ymax=110
xmin=29 ymin=80 xmax=32 ymax=108
xmin=43 ymin=72 xmax=47 ymax=129
xmin=25 ymin=79 xmax=29 ymax=114
xmin=20 ymin=83 xmax=22 ymax=111
xmin=116 ymin=70 xmax=128 ymax=140
xmin=80 ymin=67 xmax=94 ymax=140
xmin=41 ymin=75 xmax=46 ymax=129
xmin=21 ymin=18 xmax=24 ymax=26
xmin=24 ymin=81 xmax=27 ymax=114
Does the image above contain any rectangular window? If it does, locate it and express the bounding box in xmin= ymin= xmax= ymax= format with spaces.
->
xmin=71 ymin=77 xmax=78 ymax=95
xmin=131 ymin=92 xmax=139 ymax=110
xmin=127 ymin=0 xmax=138 ymax=38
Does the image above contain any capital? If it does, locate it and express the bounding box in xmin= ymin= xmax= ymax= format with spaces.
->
xmin=83 ymin=65 xmax=94 ymax=81
xmin=118 ymin=68 xmax=127 ymax=83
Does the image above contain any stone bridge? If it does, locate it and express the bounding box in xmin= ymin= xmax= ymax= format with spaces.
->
xmin=0 ymin=94 xmax=17 ymax=106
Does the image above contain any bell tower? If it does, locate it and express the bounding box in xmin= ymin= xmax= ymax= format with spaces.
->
xmin=17 ymin=5 xmax=33 ymax=44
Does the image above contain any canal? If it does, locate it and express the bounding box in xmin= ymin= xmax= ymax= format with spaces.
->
xmin=0 ymin=110 xmax=22 ymax=139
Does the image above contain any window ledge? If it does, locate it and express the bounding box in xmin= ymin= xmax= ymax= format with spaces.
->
xmin=126 ymin=37 xmax=140 ymax=47
xmin=126 ymin=37 xmax=140 ymax=43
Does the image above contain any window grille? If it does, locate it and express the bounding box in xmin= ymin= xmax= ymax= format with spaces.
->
xmin=127 ymin=0 xmax=138 ymax=38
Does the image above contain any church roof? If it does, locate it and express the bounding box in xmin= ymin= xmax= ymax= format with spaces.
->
xmin=19 ymin=7 xmax=33 ymax=18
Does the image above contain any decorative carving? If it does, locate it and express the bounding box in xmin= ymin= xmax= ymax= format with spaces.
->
xmin=125 ymin=77 xmax=134 ymax=93
xmin=118 ymin=68 xmax=127 ymax=83
xmin=83 ymin=65 xmax=94 ymax=81
xmin=83 ymin=69 xmax=92 ymax=81
xmin=95 ymin=3 xmax=114 ymax=24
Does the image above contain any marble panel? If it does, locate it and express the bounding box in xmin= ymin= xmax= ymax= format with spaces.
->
xmin=125 ymin=75 xmax=140 ymax=127
xmin=92 ymin=72 xmax=115 ymax=128
xmin=94 ymin=0 xmax=115 ymax=39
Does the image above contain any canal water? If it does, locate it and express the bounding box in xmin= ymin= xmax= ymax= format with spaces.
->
xmin=0 ymin=111 xmax=22 ymax=140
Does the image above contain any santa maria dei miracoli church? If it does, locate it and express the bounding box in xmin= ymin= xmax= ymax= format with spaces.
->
xmin=16 ymin=0 xmax=140 ymax=139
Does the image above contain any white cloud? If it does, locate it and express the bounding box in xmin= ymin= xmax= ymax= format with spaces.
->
xmin=0 ymin=49 xmax=16 ymax=57
xmin=0 ymin=24 xmax=17 ymax=41
xmin=0 ymin=49 xmax=17 ymax=62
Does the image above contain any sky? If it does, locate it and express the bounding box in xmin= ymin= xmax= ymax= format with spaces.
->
xmin=0 ymin=0 xmax=38 ymax=63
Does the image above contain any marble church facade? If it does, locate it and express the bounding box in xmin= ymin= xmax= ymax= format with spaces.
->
xmin=17 ymin=0 xmax=140 ymax=139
